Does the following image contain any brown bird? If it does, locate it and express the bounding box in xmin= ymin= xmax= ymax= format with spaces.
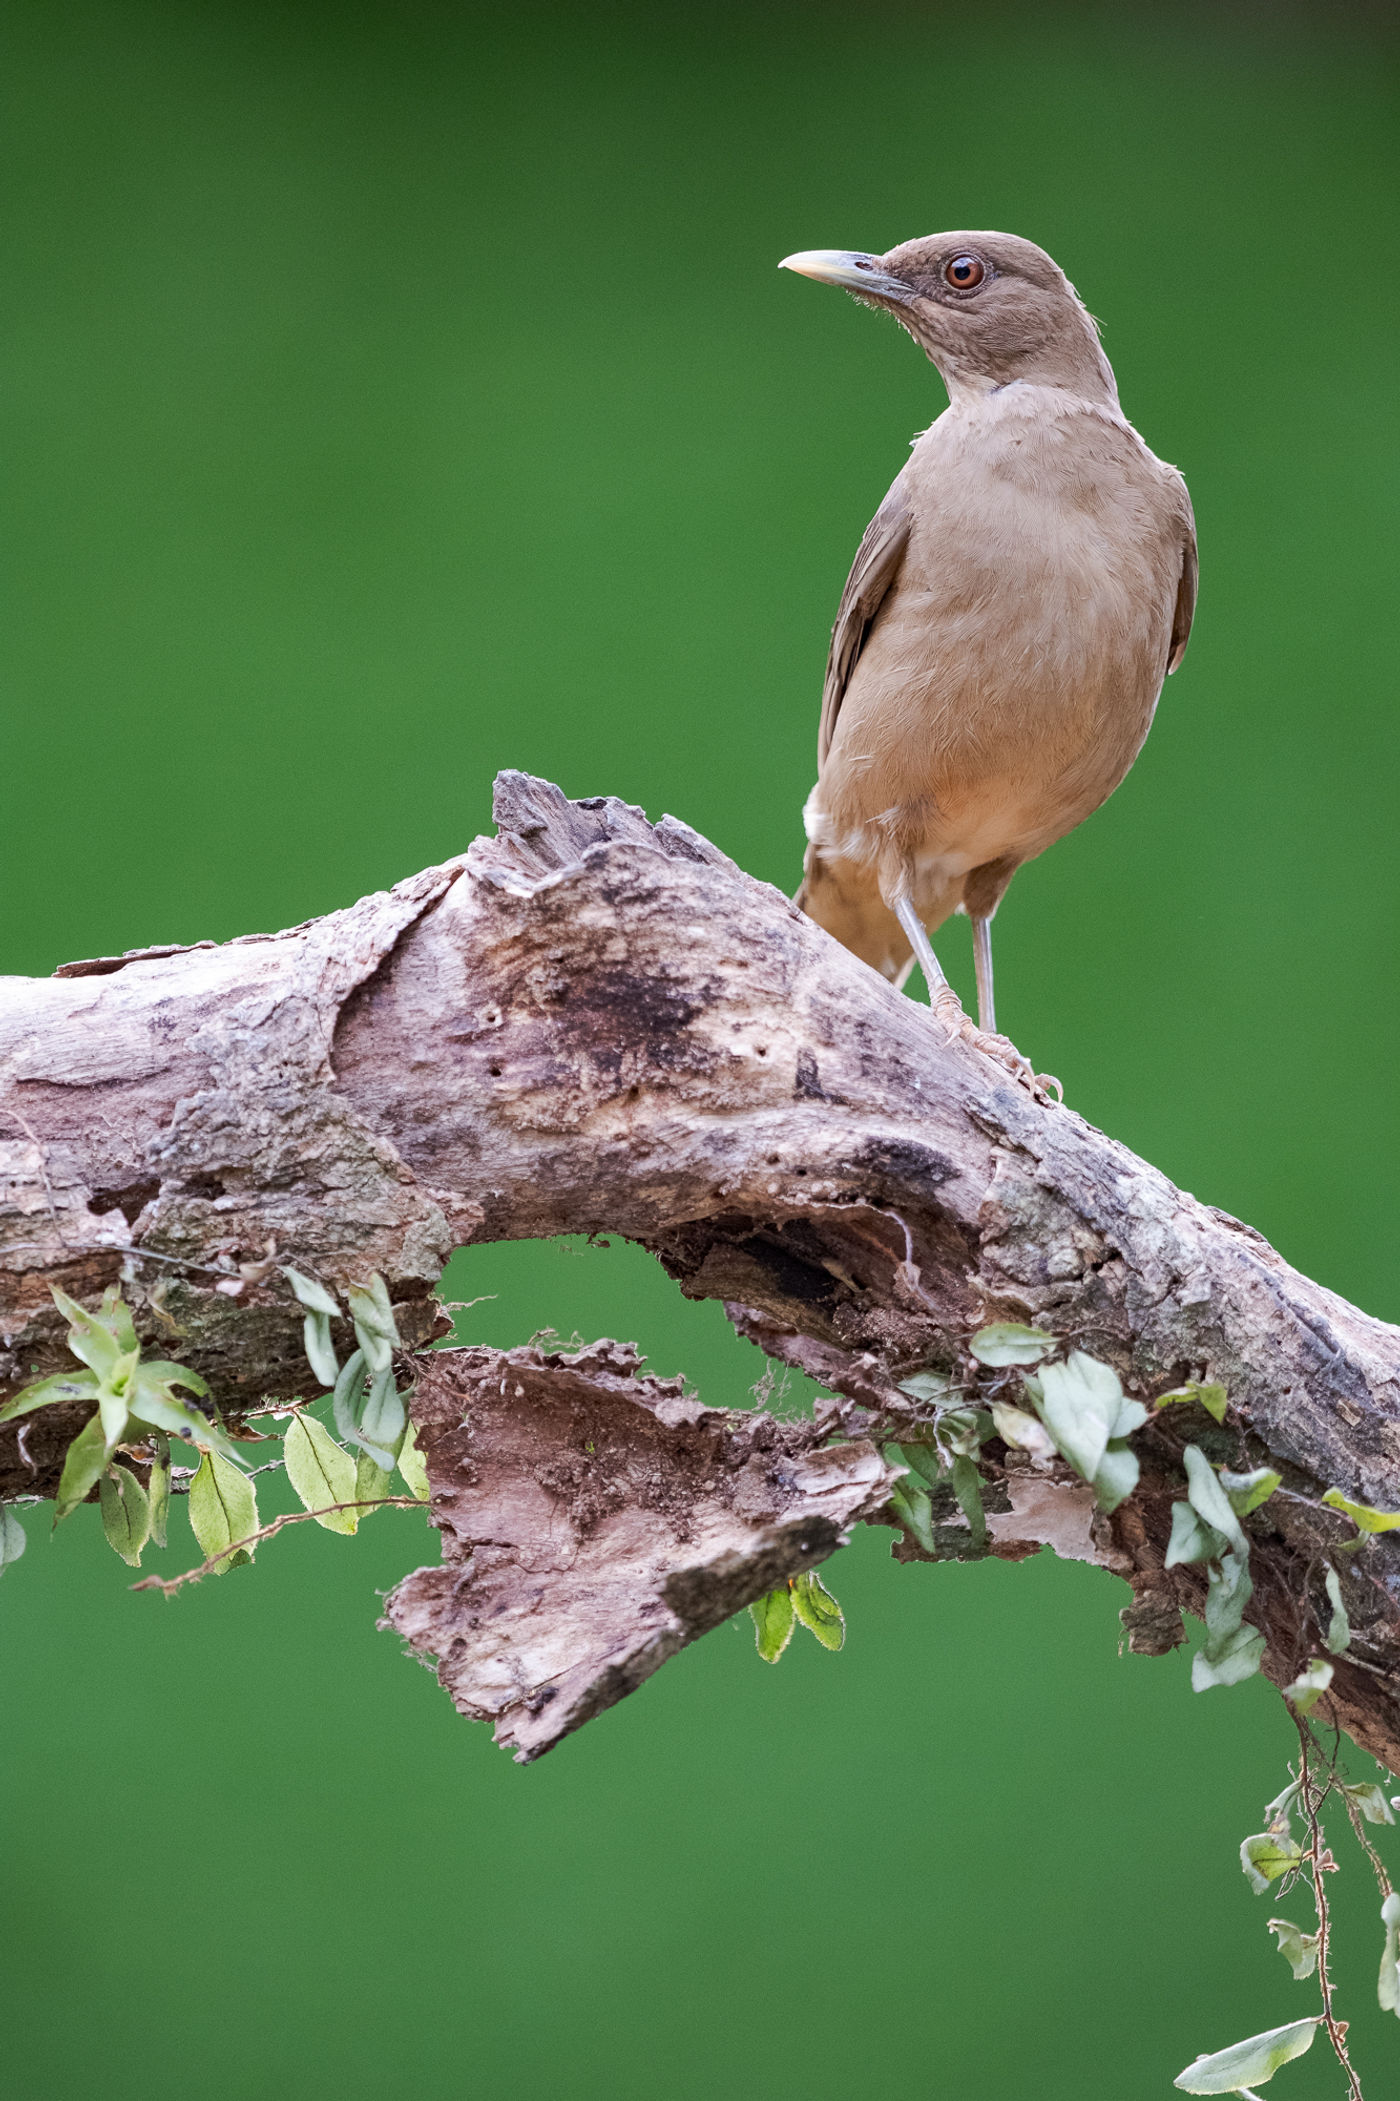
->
xmin=781 ymin=232 xmax=1196 ymax=1086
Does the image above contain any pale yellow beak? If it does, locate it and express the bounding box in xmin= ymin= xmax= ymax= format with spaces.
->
xmin=778 ymin=249 xmax=913 ymax=301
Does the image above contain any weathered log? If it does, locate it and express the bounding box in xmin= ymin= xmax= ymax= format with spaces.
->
xmin=3 ymin=773 xmax=1399 ymax=1766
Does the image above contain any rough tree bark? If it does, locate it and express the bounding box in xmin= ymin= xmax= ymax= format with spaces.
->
xmin=3 ymin=774 xmax=1399 ymax=1764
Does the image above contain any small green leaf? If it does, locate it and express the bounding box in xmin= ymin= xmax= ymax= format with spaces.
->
xmin=1204 ymin=1550 xmax=1253 ymax=1649
xmin=790 ymin=1568 xmax=845 ymax=1650
xmin=98 ymin=1287 xmax=139 ymax=1353
xmin=1036 ymin=1351 xmax=1125 ymax=1484
xmin=396 ymin=1423 xmax=429 ymax=1502
xmin=941 ymin=1406 xmax=990 ymax=1459
xmin=54 ymin=1413 xmax=109 ymax=1523
xmin=347 ymin=1275 xmax=399 ymax=1376
xmin=0 ymin=1370 xmax=99 ymax=1423
xmin=283 ymin=1414 xmax=358 ymax=1534
xmin=355 ymin=1448 xmax=394 ymax=1510
xmin=949 ymin=1455 xmax=987 ymax=1547
xmin=990 ymin=1400 xmax=1054 ymax=1459
xmin=1283 ymin=1659 xmax=1333 ymax=1714
xmin=1343 ymin=1780 xmax=1395 ymax=1826
xmin=301 ymin=1312 xmax=339 ymax=1390
xmin=750 ymin=1586 xmax=795 ymax=1663
xmin=1092 ymin=1439 xmax=1140 ymax=1514
xmin=49 ymin=1284 xmax=127 ymax=1380
xmin=896 ymin=1370 xmax=956 ymax=1403
xmin=1379 ymin=1891 xmax=1400 ymax=2016
xmin=1220 ymin=1467 xmax=1281 ymax=1517
xmin=1241 ymin=1833 xmax=1304 ymax=1895
xmin=1322 ymin=1487 xmax=1400 ymax=1535
xmin=94 ymin=1350 xmax=138 ymax=1447
xmin=1158 ymin=1381 xmax=1228 ymax=1425
xmin=1324 ymin=1567 xmax=1351 ymax=1655
xmin=1184 ymin=1445 xmax=1248 ymax=1557
xmin=332 ymin=1347 xmax=367 ymax=1440
xmin=358 ymin=1368 xmax=406 ymax=1471
xmin=125 ymin=1381 xmax=239 ymax=1462
xmin=0 ymin=1504 xmax=27 ymax=1575
xmin=98 ymin=1463 xmax=151 ymax=1566
xmin=1267 ymin=1918 xmax=1319 ymax=1980
xmin=1174 ymin=2018 xmax=1317 ymax=2092
xmin=1165 ymin=1499 xmax=1225 ymax=1568
xmin=135 ymin=1359 xmax=209 ymax=1399
xmin=890 ymin=1441 xmax=940 ymax=1488
xmin=283 ymin=1267 xmax=340 ymax=1318
xmin=969 ymin=1323 xmax=1057 ymax=1367
xmin=1193 ymin=1623 xmax=1265 ymax=1691
xmin=148 ymin=1435 xmax=170 ymax=1548
xmin=188 ymin=1449 xmax=259 ymax=1574
xmin=1263 ymin=1778 xmax=1302 ymax=1830
xmin=888 ymin=1477 xmax=936 ymax=1555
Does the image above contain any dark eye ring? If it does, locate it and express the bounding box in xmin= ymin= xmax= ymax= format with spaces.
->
xmin=944 ymin=254 xmax=985 ymax=290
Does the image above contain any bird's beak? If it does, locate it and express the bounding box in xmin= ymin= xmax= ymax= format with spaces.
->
xmin=778 ymin=249 xmax=914 ymax=302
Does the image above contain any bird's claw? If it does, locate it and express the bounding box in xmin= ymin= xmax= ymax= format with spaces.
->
xmin=930 ymin=996 xmax=1063 ymax=1105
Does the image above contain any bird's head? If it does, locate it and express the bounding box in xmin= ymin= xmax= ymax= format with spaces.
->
xmin=779 ymin=231 xmax=1118 ymax=405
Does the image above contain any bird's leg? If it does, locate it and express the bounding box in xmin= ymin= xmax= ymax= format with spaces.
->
xmin=892 ymin=896 xmax=963 ymax=1026
xmin=892 ymin=896 xmax=1060 ymax=1104
xmin=971 ymin=914 xmax=996 ymax=1035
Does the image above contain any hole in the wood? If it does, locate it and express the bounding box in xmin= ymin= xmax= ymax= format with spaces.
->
xmin=180 ymin=1170 xmax=226 ymax=1200
xmin=434 ymin=1236 xmax=826 ymax=1422
xmin=89 ymin=1176 xmax=160 ymax=1224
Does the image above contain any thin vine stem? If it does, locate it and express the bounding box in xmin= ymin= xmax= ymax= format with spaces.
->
xmin=1336 ymin=1779 xmax=1395 ymax=1903
xmin=1294 ymin=1712 xmax=1366 ymax=2101
xmin=129 ymin=1496 xmax=424 ymax=1597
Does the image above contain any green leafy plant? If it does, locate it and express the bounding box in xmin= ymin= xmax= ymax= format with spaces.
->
xmin=748 ymin=1568 xmax=845 ymax=1661
xmin=0 ymin=1275 xmax=430 ymax=1588
xmin=127 ymin=1267 xmax=431 ymax=1589
xmin=1219 ymin=1711 xmax=1400 ymax=2098
xmin=189 ymin=1447 xmax=260 ymax=1573
xmin=0 ymin=1283 xmax=245 ymax=1554
xmin=805 ymin=1315 xmax=1400 ymax=2093
xmin=285 ymin=1266 xmax=414 ymax=1470
xmin=1174 ymin=2017 xmax=1319 ymax=2093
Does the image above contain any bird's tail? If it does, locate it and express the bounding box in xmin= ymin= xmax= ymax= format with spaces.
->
xmin=795 ymin=841 xmax=914 ymax=984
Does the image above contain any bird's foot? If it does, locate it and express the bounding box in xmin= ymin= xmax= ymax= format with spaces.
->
xmin=929 ymin=992 xmax=1063 ymax=1106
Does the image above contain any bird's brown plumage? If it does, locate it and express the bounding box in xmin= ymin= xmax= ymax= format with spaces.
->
xmin=786 ymin=232 xmax=1197 ymax=1016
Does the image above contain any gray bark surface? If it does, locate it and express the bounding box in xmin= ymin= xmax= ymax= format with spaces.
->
xmin=4 ymin=774 xmax=1399 ymax=1766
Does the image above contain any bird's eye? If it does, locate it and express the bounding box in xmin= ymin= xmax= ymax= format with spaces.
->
xmin=944 ymin=254 xmax=985 ymax=290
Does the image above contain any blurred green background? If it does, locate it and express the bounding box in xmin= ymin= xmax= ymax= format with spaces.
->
xmin=5 ymin=3 xmax=1400 ymax=2095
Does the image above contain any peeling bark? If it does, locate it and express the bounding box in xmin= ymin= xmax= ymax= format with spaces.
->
xmin=382 ymin=1340 xmax=895 ymax=1761
xmin=4 ymin=773 xmax=1400 ymax=1766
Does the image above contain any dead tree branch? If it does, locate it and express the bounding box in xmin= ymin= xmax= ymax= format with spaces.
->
xmin=4 ymin=774 xmax=1400 ymax=1765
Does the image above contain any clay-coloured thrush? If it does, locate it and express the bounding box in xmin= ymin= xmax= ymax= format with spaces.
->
xmin=781 ymin=232 xmax=1196 ymax=1084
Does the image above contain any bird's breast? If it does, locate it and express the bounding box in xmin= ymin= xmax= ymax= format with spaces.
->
xmin=818 ymin=398 xmax=1185 ymax=873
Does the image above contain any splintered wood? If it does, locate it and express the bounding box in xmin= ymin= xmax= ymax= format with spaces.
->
xmin=383 ymin=1340 xmax=895 ymax=1760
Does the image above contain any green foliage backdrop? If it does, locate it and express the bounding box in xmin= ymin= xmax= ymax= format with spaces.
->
xmin=4 ymin=5 xmax=1399 ymax=2094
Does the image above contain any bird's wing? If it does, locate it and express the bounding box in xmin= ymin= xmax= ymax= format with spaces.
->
xmin=817 ymin=473 xmax=912 ymax=768
xmin=1166 ymin=522 xmax=1198 ymax=675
